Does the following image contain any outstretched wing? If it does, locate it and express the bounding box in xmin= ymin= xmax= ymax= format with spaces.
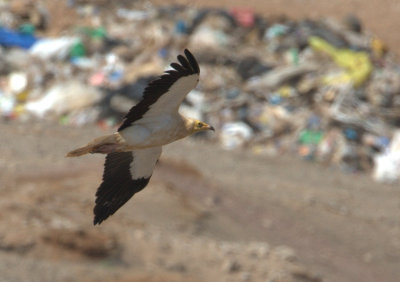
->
xmin=118 ymin=49 xmax=200 ymax=131
xmin=93 ymin=147 xmax=162 ymax=225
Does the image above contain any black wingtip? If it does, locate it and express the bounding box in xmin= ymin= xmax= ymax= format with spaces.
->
xmin=171 ymin=49 xmax=200 ymax=75
xmin=93 ymin=200 xmax=117 ymax=226
xmin=93 ymin=206 xmax=108 ymax=225
xmin=93 ymin=215 xmax=105 ymax=225
xmin=170 ymin=62 xmax=185 ymax=72
xmin=177 ymin=54 xmax=191 ymax=70
xmin=184 ymin=49 xmax=200 ymax=74
xmin=93 ymin=173 xmax=151 ymax=226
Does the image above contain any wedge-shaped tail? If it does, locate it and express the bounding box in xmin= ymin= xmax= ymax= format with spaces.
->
xmin=66 ymin=133 xmax=122 ymax=157
xmin=66 ymin=145 xmax=93 ymax=157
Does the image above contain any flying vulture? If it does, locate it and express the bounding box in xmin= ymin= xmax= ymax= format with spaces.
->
xmin=67 ymin=49 xmax=214 ymax=225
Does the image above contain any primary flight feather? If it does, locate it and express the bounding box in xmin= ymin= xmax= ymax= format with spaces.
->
xmin=67 ymin=49 xmax=214 ymax=225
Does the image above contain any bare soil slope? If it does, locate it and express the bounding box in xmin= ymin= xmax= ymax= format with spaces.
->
xmin=0 ymin=121 xmax=320 ymax=282
xmin=1 ymin=121 xmax=399 ymax=282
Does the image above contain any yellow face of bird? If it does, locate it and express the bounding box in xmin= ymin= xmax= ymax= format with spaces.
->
xmin=192 ymin=120 xmax=215 ymax=133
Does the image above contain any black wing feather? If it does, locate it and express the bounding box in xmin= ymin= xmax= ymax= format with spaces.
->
xmin=170 ymin=62 xmax=185 ymax=72
xmin=93 ymin=152 xmax=150 ymax=225
xmin=118 ymin=49 xmax=200 ymax=131
xmin=184 ymin=49 xmax=200 ymax=73
xmin=177 ymin=54 xmax=192 ymax=70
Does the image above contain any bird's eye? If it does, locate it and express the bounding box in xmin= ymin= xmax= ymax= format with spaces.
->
xmin=197 ymin=122 xmax=203 ymax=127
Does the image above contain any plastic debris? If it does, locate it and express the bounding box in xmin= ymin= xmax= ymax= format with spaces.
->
xmin=0 ymin=27 xmax=37 ymax=49
xmin=373 ymin=131 xmax=400 ymax=183
xmin=29 ymin=37 xmax=80 ymax=60
xmin=246 ymin=64 xmax=318 ymax=91
xmin=309 ymin=36 xmax=372 ymax=87
xmin=0 ymin=1 xmax=400 ymax=182
xmin=220 ymin=122 xmax=254 ymax=150
xmin=25 ymin=81 xmax=102 ymax=118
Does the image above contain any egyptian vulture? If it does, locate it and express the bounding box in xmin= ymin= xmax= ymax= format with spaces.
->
xmin=67 ymin=49 xmax=214 ymax=225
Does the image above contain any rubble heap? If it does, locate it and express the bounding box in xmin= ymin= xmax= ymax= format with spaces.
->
xmin=1 ymin=1 xmax=399 ymax=182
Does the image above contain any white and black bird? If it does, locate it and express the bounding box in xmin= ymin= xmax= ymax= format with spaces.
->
xmin=67 ymin=49 xmax=214 ymax=225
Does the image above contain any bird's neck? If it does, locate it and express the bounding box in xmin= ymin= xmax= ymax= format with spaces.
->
xmin=182 ymin=116 xmax=196 ymax=134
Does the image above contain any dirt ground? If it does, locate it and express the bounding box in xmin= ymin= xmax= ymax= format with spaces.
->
xmin=0 ymin=121 xmax=321 ymax=282
xmin=1 ymin=119 xmax=400 ymax=282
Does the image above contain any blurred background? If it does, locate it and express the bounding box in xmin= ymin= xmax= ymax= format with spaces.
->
xmin=1 ymin=0 xmax=400 ymax=281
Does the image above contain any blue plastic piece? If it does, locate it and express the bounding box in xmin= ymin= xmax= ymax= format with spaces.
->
xmin=0 ymin=27 xmax=37 ymax=49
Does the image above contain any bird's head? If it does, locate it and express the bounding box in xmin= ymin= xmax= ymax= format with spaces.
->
xmin=187 ymin=119 xmax=215 ymax=134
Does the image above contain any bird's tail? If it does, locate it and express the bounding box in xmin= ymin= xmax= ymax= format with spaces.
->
xmin=66 ymin=133 xmax=122 ymax=157
xmin=66 ymin=145 xmax=93 ymax=157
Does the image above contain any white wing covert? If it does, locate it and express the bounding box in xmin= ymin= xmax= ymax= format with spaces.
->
xmin=118 ymin=49 xmax=200 ymax=132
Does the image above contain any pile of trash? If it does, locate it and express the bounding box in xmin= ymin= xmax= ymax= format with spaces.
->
xmin=1 ymin=1 xmax=399 ymax=183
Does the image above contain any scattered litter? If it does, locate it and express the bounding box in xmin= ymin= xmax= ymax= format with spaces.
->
xmin=25 ymin=81 xmax=102 ymax=118
xmin=0 ymin=26 xmax=37 ymax=49
xmin=29 ymin=37 xmax=80 ymax=60
xmin=220 ymin=122 xmax=254 ymax=150
xmin=373 ymin=131 xmax=400 ymax=183
xmin=1 ymin=1 xmax=400 ymax=182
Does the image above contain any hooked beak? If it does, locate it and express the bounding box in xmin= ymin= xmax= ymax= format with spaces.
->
xmin=207 ymin=125 xmax=215 ymax=132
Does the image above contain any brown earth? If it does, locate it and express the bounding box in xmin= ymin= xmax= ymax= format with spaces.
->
xmin=0 ymin=121 xmax=321 ymax=282
xmin=1 ymin=119 xmax=400 ymax=282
